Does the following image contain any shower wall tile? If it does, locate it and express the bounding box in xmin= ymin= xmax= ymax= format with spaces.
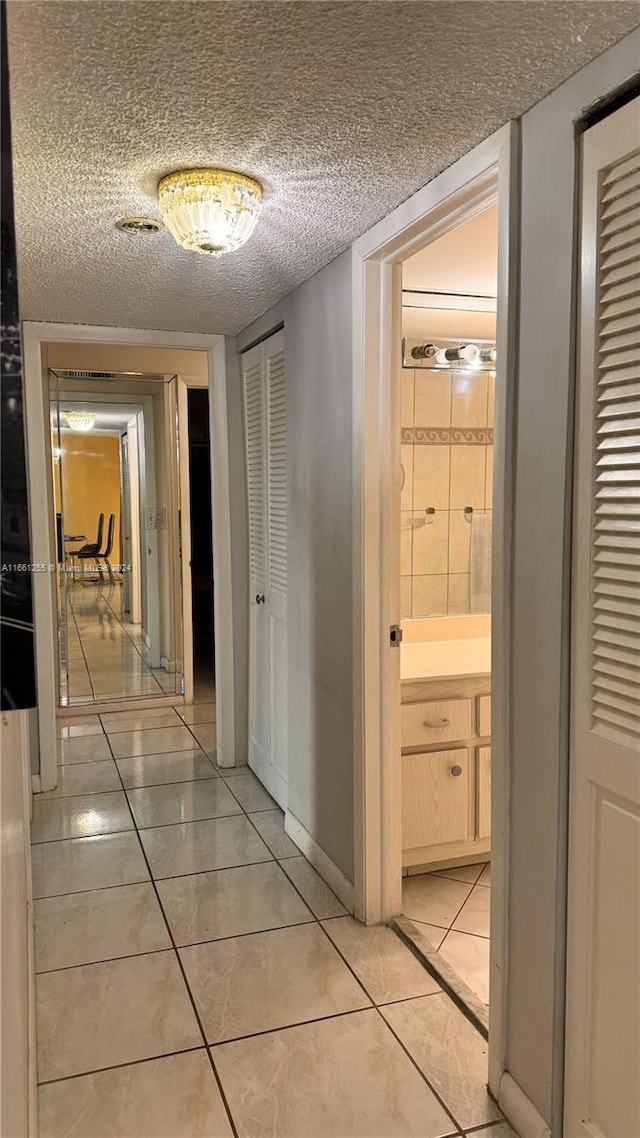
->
xmin=401 ymin=369 xmax=415 ymax=428
xmin=412 ymin=511 xmax=448 ymax=576
xmin=451 ymin=373 xmax=489 ymax=429
xmin=485 ymin=447 xmax=494 ymax=509
xmin=487 ymin=372 xmax=495 ymax=425
xmin=450 ymin=446 xmax=485 ymax=510
xmin=401 ymin=514 xmax=413 ymax=576
xmin=413 ymin=575 xmax=448 ymax=617
xmin=401 ymin=445 xmax=414 ymax=511
xmin=400 ymin=366 xmax=493 ymax=619
xmin=448 ymin=574 xmax=471 ymax=615
xmin=448 ymin=511 xmax=472 ymax=575
xmin=414 ymin=371 xmax=452 ymax=429
xmin=413 ymin=446 xmax=450 ymax=512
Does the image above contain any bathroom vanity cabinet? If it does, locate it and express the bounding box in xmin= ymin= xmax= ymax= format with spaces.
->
xmin=401 ymin=668 xmax=491 ymax=870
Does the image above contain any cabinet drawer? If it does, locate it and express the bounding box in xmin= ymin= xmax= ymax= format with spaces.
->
xmin=402 ymin=748 xmax=473 ymax=849
xmin=477 ymin=746 xmax=491 ymax=839
xmin=478 ymin=695 xmax=491 ymax=737
xmin=402 ymin=698 xmax=473 ymax=748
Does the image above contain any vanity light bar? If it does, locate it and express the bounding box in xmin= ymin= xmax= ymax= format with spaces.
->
xmin=402 ymin=337 xmax=496 ymax=370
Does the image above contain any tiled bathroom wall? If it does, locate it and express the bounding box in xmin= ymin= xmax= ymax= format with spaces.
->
xmin=401 ymin=366 xmax=493 ymax=618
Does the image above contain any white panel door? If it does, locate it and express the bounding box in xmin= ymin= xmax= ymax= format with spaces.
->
xmin=242 ymin=330 xmax=287 ymax=807
xmin=565 ymin=96 xmax=640 ymax=1138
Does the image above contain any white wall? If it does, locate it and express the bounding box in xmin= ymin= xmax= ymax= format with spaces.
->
xmin=0 ymin=710 xmax=36 ymax=1138
xmin=238 ymin=250 xmax=355 ymax=880
xmin=507 ymin=32 xmax=640 ymax=1133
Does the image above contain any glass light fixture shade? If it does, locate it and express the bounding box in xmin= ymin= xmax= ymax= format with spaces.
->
xmin=158 ymin=168 xmax=263 ymax=256
xmin=64 ymin=411 xmax=95 ymax=432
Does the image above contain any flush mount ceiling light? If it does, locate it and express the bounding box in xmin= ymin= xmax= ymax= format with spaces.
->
xmin=158 ymin=168 xmax=262 ymax=256
xmin=64 ymin=411 xmax=95 ymax=432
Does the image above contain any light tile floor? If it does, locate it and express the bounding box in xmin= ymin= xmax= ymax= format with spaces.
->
xmin=402 ymin=864 xmax=491 ymax=1004
xmin=61 ymin=580 xmax=182 ymax=705
xmin=34 ymin=712 xmax=513 ymax=1138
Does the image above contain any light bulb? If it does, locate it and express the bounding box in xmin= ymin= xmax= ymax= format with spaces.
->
xmin=480 ymin=346 xmax=497 ymax=364
xmin=459 ymin=344 xmax=480 ymax=363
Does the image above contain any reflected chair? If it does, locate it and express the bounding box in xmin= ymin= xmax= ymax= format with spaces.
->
xmin=95 ymin=513 xmax=116 ymax=585
xmin=72 ymin=513 xmax=104 ymax=581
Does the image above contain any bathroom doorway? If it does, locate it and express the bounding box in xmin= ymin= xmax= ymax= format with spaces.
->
xmin=352 ymin=124 xmax=517 ymax=1089
xmin=397 ymin=205 xmax=497 ymax=1025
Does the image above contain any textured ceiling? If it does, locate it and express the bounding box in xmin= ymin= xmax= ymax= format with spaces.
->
xmin=7 ymin=1 xmax=640 ymax=335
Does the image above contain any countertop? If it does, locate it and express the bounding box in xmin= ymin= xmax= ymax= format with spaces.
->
xmin=401 ymin=637 xmax=491 ymax=682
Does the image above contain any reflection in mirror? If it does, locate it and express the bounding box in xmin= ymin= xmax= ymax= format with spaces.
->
xmin=48 ymin=370 xmax=183 ymax=706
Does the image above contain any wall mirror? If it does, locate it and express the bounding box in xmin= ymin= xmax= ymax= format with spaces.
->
xmin=48 ymin=368 xmax=184 ymax=707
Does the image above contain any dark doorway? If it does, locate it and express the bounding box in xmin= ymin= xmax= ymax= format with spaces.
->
xmin=187 ymin=389 xmax=215 ymax=692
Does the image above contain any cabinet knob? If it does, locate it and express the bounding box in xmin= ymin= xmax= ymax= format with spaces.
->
xmin=449 ymin=764 xmax=463 ymax=778
xmin=255 ymin=594 xmax=265 ymax=605
xmin=424 ymin=717 xmax=450 ymax=729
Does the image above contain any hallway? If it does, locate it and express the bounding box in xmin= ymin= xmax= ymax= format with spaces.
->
xmin=61 ymin=581 xmax=177 ymax=705
xmin=33 ymin=704 xmax=514 ymax=1138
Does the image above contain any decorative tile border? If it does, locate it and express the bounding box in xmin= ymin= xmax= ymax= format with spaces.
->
xmin=402 ymin=427 xmax=493 ymax=445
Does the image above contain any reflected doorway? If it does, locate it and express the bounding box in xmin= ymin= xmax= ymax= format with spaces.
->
xmin=49 ymin=369 xmax=184 ymax=707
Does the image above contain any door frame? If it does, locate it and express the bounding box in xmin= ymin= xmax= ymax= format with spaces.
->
xmin=351 ymin=121 xmax=519 ymax=1095
xmin=22 ymin=322 xmax=237 ymax=792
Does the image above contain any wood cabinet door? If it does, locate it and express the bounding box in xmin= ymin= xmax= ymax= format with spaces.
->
xmin=402 ymin=748 xmax=472 ymax=849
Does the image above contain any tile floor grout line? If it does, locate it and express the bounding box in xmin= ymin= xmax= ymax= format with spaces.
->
xmin=308 ymin=917 xmax=470 ymax=1135
xmin=36 ymin=1044 xmax=207 ymax=1088
xmin=371 ymin=1003 xmax=467 ymax=1136
xmin=438 ymin=881 xmax=490 ymax=950
xmin=210 ymin=1005 xmax=374 ymax=1049
xmin=106 ymin=732 xmax=242 ymax=1138
xmin=66 ymin=586 xmax=97 ymax=702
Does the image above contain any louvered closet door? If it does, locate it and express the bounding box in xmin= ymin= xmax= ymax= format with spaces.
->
xmin=242 ymin=330 xmax=287 ymax=807
xmin=565 ymin=96 xmax=640 ymax=1138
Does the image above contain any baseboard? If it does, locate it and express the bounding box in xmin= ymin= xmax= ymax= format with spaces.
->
xmin=284 ymin=811 xmax=355 ymax=912
xmin=498 ymin=1071 xmax=552 ymax=1138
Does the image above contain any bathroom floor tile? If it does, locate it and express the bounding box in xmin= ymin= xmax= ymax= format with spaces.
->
xmin=478 ymin=862 xmax=491 ymax=886
xmin=321 ymin=916 xmax=441 ymax=1005
xmin=177 ymin=702 xmax=216 ymax=724
xmin=32 ymin=832 xmax=149 ymax=898
xmin=411 ymin=921 xmax=449 ymax=949
xmin=34 ymin=883 xmax=170 ymax=971
xmin=126 ymin=779 xmax=242 ymax=828
xmin=107 ymin=725 xmax=200 ymax=759
xmin=36 ymin=951 xmax=201 ymax=1082
xmin=31 ymin=791 xmax=133 ymax=843
xmin=429 ymin=863 xmax=486 ymax=886
xmin=38 ymin=759 xmax=120 ymax=799
xmin=38 ymin=1050 xmax=233 ymax=1138
xmin=139 ymin=815 xmax=273 ymax=879
xmin=116 ymin=750 xmax=219 ymax=789
xmin=247 ymin=808 xmax=299 ymax=858
xmin=157 ymin=862 xmax=313 ymax=946
xmin=59 ymin=735 xmax=113 ymax=765
xmin=181 ymin=923 xmax=370 ymax=1043
xmin=280 ymin=856 xmax=347 ymax=919
xmin=222 ymin=770 xmax=276 ymax=812
xmin=438 ymin=930 xmax=490 ymax=1004
xmin=100 ymin=709 xmax=183 ymax=733
xmin=452 ymin=883 xmax=491 ymax=937
xmin=381 ymin=993 xmax=501 ymax=1129
xmin=402 ymin=873 xmax=472 ymax=928
xmin=213 ymin=1008 xmax=454 ymax=1138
